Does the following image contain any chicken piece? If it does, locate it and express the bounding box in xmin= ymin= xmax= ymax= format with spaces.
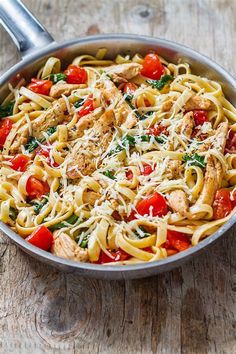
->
xmin=9 ymin=124 xmax=29 ymax=154
xmin=101 ymin=79 xmax=137 ymax=128
xmin=212 ymin=121 xmax=228 ymax=154
xmin=66 ymin=110 xmax=115 ymax=179
xmin=166 ymin=160 xmax=182 ymax=179
xmin=197 ymin=121 xmax=228 ymax=153
xmin=50 ymin=83 xmax=85 ymax=98
xmin=191 ymin=155 xmax=223 ymax=220
xmin=83 ymin=191 xmax=101 ymax=206
xmin=161 ymin=99 xmax=173 ymax=112
xmin=51 ymin=231 xmax=89 ymax=262
xmin=180 ymin=111 xmax=195 ymax=138
xmin=32 ymin=98 xmax=70 ymax=139
xmin=68 ymin=107 xmax=104 ymax=141
xmin=103 ymin=63 xmax=141 ymax=83
xmin=184 ymin=95 xmax=213 ymax=111
xmin=168 ymin=189 xmax=189 ymax=216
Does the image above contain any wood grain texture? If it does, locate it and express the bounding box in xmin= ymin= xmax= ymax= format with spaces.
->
xmin=0 ymin=0 xmax=236 ymax=353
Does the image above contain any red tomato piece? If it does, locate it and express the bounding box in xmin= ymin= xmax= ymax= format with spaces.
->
xmin=26 ymin=225 xmax=53 ymax=251
xmin=141 ymin=163 xmax=155 ymax=176
xmin=126 ymin=170 xmax=133 ymax=180
xmin=147 ymin=124 xmax=168 ymax=136
xmin=143 ymin=247 xmax=153 ymax=253
xmin=0 ymin=118 xmax=13 ymax=148
xmin=141 ymin=53 xmax=165 ymax=80
xmin=225 ymin=130 xmax=236 ymax=153
xmin=78 ymin=94 xmax=94 ymax=118
xmin=26 ymin=176 xmax=50 ymax=200
xmin=164 ymin=230 xmax=190 ymax=252
xmin=28 ymin=78 xmax=52 ymax=96
xmin=123 ymin=82 xmax=137 ymax=95
xmin=231 ymin=190 xmax=236 ymax=208
xmin=193 ymin=110 xmax=208 ymax=126
xmin=134 ymin=192 xmax=168 ymax=218
xmin=166 ymin=249 xmax=178 ymax=256
xmin=213 ymin=189 xmax=232 ymax=220
xmin=9 ymin=154 xmax=30 ymax=172
xmin=94 ymin=248 xmax=130 ymax=264
xmin=64 ymin=65 xmax=87 ymax=84
xmin=35 ymin=146 xmax=59 ymax=167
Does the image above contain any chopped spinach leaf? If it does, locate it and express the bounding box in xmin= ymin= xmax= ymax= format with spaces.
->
xmin=147 ymin=75 xmax=173 ymax=90
xmin=25 ymin=126 xmax=56 ymax=152
xmin=183 ymin=153 xmax=206 ymax=168
xmin=9 ymin=207 xmax=17 ymax=221
xmin=109 ymin=135 xmax=136 ymax=155
xmin=31 ymin=196 xmax=49 ymax=215
xmin=80 ymin=235 xmax=88 ymax=248
xmin=49 ymin=214 xmax=79 ymax=231
xmin=140 ymin=135 xmax=151 ymax=142
xmin=102 ymin=170 xmax=116 ymax=180
xmin=155 ymin=134 xmax=168 ymax=144
xmin=0 ymin=101 xmax=14 ymax=118
xmin=134 ymin=226 xmax=150 ymax=239
xmin=74 ymin=99 xmax=85 ymax=109
xmin=49 ymin=73 xmax=67 ymax=83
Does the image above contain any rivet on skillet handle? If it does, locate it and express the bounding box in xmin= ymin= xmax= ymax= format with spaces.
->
xmin=0 ymin=0 xmax=55 ymax=59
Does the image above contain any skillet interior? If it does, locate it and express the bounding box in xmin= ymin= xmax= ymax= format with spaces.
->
xmin=1 ymin=34 xmax=236 ymax=279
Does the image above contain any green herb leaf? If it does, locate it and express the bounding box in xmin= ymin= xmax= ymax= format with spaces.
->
xmin=102 ymin=170 xmax=116 ymax=180
xmin=147 ymin=75 xmax=173 ymax=90
xmin=109 ymin=135 xmax=136 ymax=156
xmin=49 ymin=73 xmax=67 ymax=83
xmin=9 ymin=207 xmax=17 ymax=221
xmin=183 ymin=153 xmax=206 ymax=168
xmin=25 ymin=126 xmax=57 ymax=152
xmin=74 ymin=99 xmax=85 ymax=109
xmin=80 ymin=235 xmax=89 ymax=248
xmin=155 ymin=134 xmax=168 ymax=144
xmin=0 ymin=101 xmax=14 ymax=118
xmin=31 ymin=196 xmax=49 ymax=215
xmin=49 ymin=214 xmax=79 ymax=231
xmin=134 ymin=226 xmax=150 ymax=239
xmin=140 ymin=135 xmax=151 ymax=142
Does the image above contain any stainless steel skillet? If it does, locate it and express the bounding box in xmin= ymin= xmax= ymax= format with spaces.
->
xmin=0 ymin=0 xmax=235 ymax=280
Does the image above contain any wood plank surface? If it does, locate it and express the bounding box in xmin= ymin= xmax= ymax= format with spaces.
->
xmin=0 ymin=0 xmax=236 ymax=353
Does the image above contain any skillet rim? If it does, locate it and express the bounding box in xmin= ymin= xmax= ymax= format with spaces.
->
xmin=1 ymin=33 xmax=236 ymax=277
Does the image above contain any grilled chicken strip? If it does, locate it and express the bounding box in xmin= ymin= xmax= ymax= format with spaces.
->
xmin=9 ymin=124 xmax=29 ymax=154
xmin=32 ymin=98 xmax=70 ymax=139
xmin=68 ymin=107 xmax=104 ymax=141
xmin=50 ymin=83 xmax=85 ymax=98
xmin=51 ymin=231 xmax=88 ymax=262
xmin=101 ymin=79 xmax=137 ymax=128
xmin=197 ymin=121 xmax=228 ymax=153
xmin=168 ymin=189 xmax=189 ymax=216
xmin=184 ymin=95 xmax=213 ymax=111
xmin=180 ymin=111 xmax=195 ymax=138
xmin=103 ymin=63 xmax=141 ymax=83
xmin=66 ymin=110 xmax=115 ymax=179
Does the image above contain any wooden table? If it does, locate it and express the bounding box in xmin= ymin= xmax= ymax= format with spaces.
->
xmin=0 ymin=1 xmax=235 ymax=353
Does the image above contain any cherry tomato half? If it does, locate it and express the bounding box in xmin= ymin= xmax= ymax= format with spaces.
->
xmin=126 ymin=170 xmax=133 ymax=180
xmin=129 ymin=192 xmax=168 ymax=220
xmin=26 ymin=176 xmax=50 ymax=200
xmin=0 ymin=118 xmax=13 ymax=148
xmin=78 ymin=94 xmax=94 ymax=118
xmin=225 ymin=130 xmax=236 ymax=153
xmin=123 ymin=82 xmax=137 ymax=95
xmin=141 ymin=53 xmax=165 ymax=80
xmin=26 ymin=225 xmax=53 ymax=251
xmin=35 ymin=145 xmax=59 ymax=167
xmin=9 ymin=154 xmax=30 ymax=172
xmin=94 ymin=248 xmax=130 ymax=264
xmin=141 ymin=164 xmax=155 ymax=176
xmin=147 ymin=124 xmax=168 ymax=137
xmin=193 ymin=110 xmax=208 ymax=126
xmin=213 ymin=189 xmax=232 ymax=220
xmin=28 ymin=78 xmax=52 ymax=96
xmin=164 ymin=230 xmax=190 ymax=252
xmin=64 ymin=64 xmax=87 ymax=84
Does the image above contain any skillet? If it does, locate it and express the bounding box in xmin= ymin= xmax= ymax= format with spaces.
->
xmin=0 ymin=0 xmax=235 ymax=279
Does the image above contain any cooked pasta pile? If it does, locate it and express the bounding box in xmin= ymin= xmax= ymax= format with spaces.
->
xmin=0 ymin=49 xmax=236 ymax=265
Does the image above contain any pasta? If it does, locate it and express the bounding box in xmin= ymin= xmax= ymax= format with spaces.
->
xmin=0 ymin=49 xmax=236 ymax=265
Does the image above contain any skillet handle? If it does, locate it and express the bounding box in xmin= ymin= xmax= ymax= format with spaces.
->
xmin=0 ymin=0 xmax=55 ymax=59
